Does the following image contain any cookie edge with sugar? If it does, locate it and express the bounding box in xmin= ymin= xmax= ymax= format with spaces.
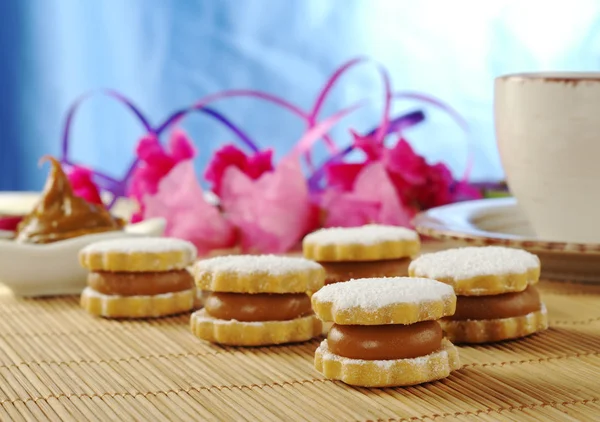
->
xmin=440 ymin=305 xmax=548 ymax=344
xmin=193 ymin=257 xmax=326 ymax=293
xmin=409 ymin=265 xmax=540 ymax=296
xmin=311 ymin=278 xmax=457 ymax=325
xmin=79 ymin=238 xmax=197 ymax=272
xmin=190 ymin=309 xmax=322 ymax=346
xmin=408 ymin=247 xmax=541 ymax=296
xmin=314 ymin=338 xmax=460 ymax=387
xmin=81 ymin=287 xmax=195 ymax=318
xmin=303 ymin=226 xmax=420 ymax=262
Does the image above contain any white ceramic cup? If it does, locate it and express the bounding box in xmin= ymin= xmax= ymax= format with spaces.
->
xmin=495 ymin=73 xmax=600 ymax=243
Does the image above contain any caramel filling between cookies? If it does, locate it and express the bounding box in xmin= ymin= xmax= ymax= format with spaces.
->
xmin=448 ymin=285 xmax=542 ymax=321
xmin=88 ymin=270 xmax=194 ymax=296
xmin=328 ymin=321 xmax=443 ymax=360
xmin=205 ymin=292 xmax=312 ymax=322
xmin=319 ymin=258 xmax=409 ymax=284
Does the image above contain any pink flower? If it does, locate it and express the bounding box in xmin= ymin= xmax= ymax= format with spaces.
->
xmin=204 ymin=144 xmax=274 ymax=196
xmin=384 ymin=138 xmax=428 ymax=189
xmin=322 ymin=134 xmax=482 ymax=214
xmin=320 ymin=162 xmax=414 ymax=227
xmin=219 ymin=156 xmax=316 ymax=253
xmin=415 ymin=162 xmax=454 ymax=208
xmin=324 ymin=162 xmax=364 ymax=191
xmin=323 ymin=132 xmax=384 ymax=191
xmin=67 ymin=166 xmax=104 ymax=205
xmin=143 ymin=160 xmax=237 ymax=255
xmin=351 ymin=130 xmax=382 ymax=160
xmin=0 ymin=216 xmax=23 ymax=231
xmin=384 ymin=138 xmax=464 ymax=209
xmin=128 ymin=128 xmax=196 ymax=222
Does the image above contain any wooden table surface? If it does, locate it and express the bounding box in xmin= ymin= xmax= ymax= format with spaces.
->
xmin=0 ymin=241 xmax=598 ymax=421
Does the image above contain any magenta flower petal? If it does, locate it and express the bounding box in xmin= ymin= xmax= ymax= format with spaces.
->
xmin=245 ymin=149 xmax=274 ymax=179
xmin=384 ymin=138 xmax=428 ymax=186
xmin=351 ymin=130 xmax=382 ymax=160
xmin=128 ymin=129 xmax=199 ymax=220
xmin=205 ymin=144 xmax=274 ymax=196
xmin=67 ymin=166 xmax=104 ymax=205
xmin=142 ymin=160 xmax=237 ymax=255
xmin=321 ymin=162 xmax=414 ymax=228
xmin=168 ymin=128 xmax=196 ymax=162
xmin=219 ymin=156 xmax=315 ymax=253
xmin=325 ymin=162 xmax=365 ymax=191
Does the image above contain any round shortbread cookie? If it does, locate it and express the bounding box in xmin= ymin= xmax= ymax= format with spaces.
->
xmin=194 ymin=288 xmax=207 ymax=309
xmin=409 ymin=246 xmax=540 ymax=296
xmin=81 ymin=287 xmax=194 ymax=318
xmin=79 ymin=237 xmax=197 ymax=272
xmin=303 ymin=225 xmax=420 ymax=262
xmin=440 ymin=305 xmax=548 ymax=344
xmin=190 ymin=309 xmax=322 ymax=346
xmin=311 ymin=277 xmax=456 ymax=325
xmin=314 ymin=338 xmax=460 ymax=387
xmin=193 ymin=255 xmax=325 ymax=293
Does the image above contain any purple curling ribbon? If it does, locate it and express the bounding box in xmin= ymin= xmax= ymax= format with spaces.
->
xmin=305 ymin=89 xmax=473 ymax=192
xmin=60 ymin=90 xmax=153 ymax=201
xmin=60 ymin=91 xmax=261 ymax=209
xmin=156 ymin=105 xmax=259 ymax=153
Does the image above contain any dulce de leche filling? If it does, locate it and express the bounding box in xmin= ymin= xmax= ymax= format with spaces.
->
xmin=328 ymin=321 xmax=443 ymax=360
xmin=319 ymin=258 xmax=409 ymax=284
xmin=204 ymin=292 xmax=312 ymax=322
xmin=88 ymin=270 xmax=194 ymax=296
xmin=15 ymin=157 xmax=123 ymax=244
xmin=448 ymin=285 xmax=542 ymax=321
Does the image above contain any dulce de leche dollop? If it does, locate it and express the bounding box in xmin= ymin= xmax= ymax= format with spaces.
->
xmin=15 ymin=157 xmax=123 ymax=243
xmin=448 ymin=285 xmax=542 ymax=321
xmin=328 ymin=321 xmax=443 ymax=360
xmin=88 ymin=270 xmax=194 ymax=296
xmin=204 ymin=292 xmax=312 ymax=322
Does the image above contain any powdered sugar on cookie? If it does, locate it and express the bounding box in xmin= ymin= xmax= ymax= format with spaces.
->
xmin=316 ymin=339 xmax=452 ymax=370
xmin=81 ymin=237 xmax=197 ymax=258
xmin=304 ymin=225 xmax=418 ymax=246
xmin=312 ymin=277 xmax=454 ymax=312
xmin=192 ymin=309 xmax=315 ymax=327
xmin=195 ymin=255 xmax=322 ymax=276
xmin=409 ymin=246 xmax=540 ymax=280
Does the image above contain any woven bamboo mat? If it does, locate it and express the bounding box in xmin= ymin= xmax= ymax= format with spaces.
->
xmin=0 ymin=272 xmax=599 ymax=420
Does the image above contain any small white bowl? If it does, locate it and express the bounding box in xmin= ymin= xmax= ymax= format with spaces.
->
xmin=0 ymin=218 xmax=166 ymax=297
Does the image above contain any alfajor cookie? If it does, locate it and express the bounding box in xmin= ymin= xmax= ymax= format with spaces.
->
xmin=409 ymin=246 xmax=548 ymax=343
xmin=312 ymin=277 xmax=460 ymax=387
xmin=191 ymin=255 xmax=325 ymax=346
xmin=303 ymin=225 xmax=420 ymax=284
xmin=79 ymin=237 xmax=197 ymax=318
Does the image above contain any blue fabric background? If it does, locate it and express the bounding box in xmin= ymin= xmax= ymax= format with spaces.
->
xmin=1 ymin=0 xmax=600 ymax=191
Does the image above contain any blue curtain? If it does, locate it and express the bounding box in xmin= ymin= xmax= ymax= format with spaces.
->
xmin=2 ymin=0 xmax=600 ymax=191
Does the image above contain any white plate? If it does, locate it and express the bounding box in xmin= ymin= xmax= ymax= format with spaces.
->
xmin=0 ymin=191 xmax=40 ymax=215
xmin=413 ymin=198 xmax=600 ymax=283
xmin=0 ymin=218 xmax=166 ymax=297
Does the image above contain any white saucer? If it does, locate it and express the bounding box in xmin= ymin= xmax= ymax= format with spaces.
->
xmin=413 ymin=198 xmax=600 ymax=283
xmin=0 ymin=191 xmax=167 ymax=296
xmin=0 ymin=191 xmax=40 ymax=215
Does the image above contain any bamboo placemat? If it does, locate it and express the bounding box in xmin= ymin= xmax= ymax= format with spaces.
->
xmin=0 ymin=258 xmax=599 ymax=420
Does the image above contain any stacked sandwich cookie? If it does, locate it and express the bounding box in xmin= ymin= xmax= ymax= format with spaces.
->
xmin=79 ymin=237 xmax=197 ymax=318
xmin=303 ymin=225 xmax=420 ymax=284
xmin=191 ymin=255 xmax=325 ymax=346
xmin=311 ymin=277 xmax=461 ymax=387
xmin=409 ymin=246 xmax=548 ymax=343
